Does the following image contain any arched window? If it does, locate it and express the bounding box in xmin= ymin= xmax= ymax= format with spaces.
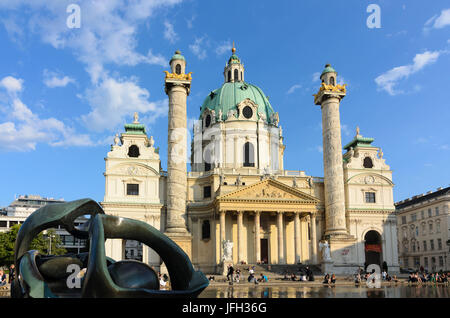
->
xmin=227 ymin=70 xmax=231 ymax=82
xmin=234 ymin=69 xmax=239 ymax=82
xmin=202 ymin=220 xmax=211 ymax=240
xmin=128 ymin=145 xmax=140 ymax=158
xmin=204 ymin=147 xmax=211 ymax=171
xmin=243 ymin=142 xmax=255 ymax=167
xmin=175 ymin=64 xmax=181 ymax=75
xmin=363 ymin=157 xmax=373 ymax=168
xmin=330 ymin=76 xmax=335 ymax=85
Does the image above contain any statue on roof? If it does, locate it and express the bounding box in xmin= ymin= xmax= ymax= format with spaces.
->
xmin=356 ymin=126 xmax=360 ymax=136
xmin=133 ymin=112 xmax=139 ymax=124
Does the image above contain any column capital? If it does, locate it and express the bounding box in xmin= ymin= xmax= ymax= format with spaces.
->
xmin=254 ymin=210 xmax=261 ymax=216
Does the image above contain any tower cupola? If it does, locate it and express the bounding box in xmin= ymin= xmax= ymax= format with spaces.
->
xmin=170 ymin=50 xmax=186 ymax=75
xmin=223 ymin=43 xmax=245 ymax=83
xmin=320 ymin=63 xmax=337 ymax=86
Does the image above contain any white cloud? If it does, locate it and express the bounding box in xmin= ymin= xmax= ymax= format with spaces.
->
xmin=375 ymin=50 xmax=441 ymax=95
xmin=286 ymin=84 xmax=302 ymax=94
xmin=312 ymin=72 xmax=320 ymax=82
xmin=0 ymin=76 xmax=95 ymax=151
xmin=43 ymin=69 xmax=75 ymax=88
xmin=440 ymin=144 xmax=449 ymax=150
xmin=316 ymin=145 xmax=323 ymax=153
xmin=424 ymin=9 xmax=450 ymax=32
xmin=163 ymin=21 xmax=178 ymax=44
xmin=0 ymin=1 xmax=178 ymax=84
xmin=215 ymin=41 xmax=232 ymax=56
xmin=189 ymin=37 xmax=207 ymax=60
xmin=0 ymin=76 xmax=23 ymax=94
xmin=82 ymin=77 xmax=168 ymax=132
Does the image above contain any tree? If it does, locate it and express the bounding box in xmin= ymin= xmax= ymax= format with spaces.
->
xmin=0 ymin=225 xmax=67 ymax=267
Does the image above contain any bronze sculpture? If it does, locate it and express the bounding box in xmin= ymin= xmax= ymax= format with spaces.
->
xmin=11 ymin=198 xmax=209 ymax=298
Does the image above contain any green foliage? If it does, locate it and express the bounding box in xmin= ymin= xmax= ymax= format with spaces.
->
xmin=0 ymin=225 xmax=67 ymax=267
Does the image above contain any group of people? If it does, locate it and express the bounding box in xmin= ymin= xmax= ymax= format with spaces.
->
xmin=282 ymin=266 xmax=315 ymax=282
xmin=0 ymin=265 xmax=15 ymax=289
xmin=226 ymin=265 xmax=268 ymax=284
xmin=408 ymin=271 xmax=449 ymax=284
xmin=322 ymin=273 xmax=336 ymax=285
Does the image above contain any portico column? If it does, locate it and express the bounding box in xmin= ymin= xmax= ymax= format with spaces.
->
xmin=277 ymin=211 xmax=285 ymax=264
xmin=294 ymin=212 xmax=301 ymax=264
xmin=254 ymin=211 xmax=261 ymax=263
xmin=310 ymin=212 xmax=318 ymax=264
xmin=220 ymin=210 xmax=226 ymax=260
xmin=237 ymin=211 xmax=244 ymax=263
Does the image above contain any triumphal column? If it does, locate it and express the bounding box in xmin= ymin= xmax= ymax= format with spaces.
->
xmin=314 ymin=64 xmax=348 ymax=237
xmin=164 ymin=50 xmax=193 ymax=257
xmin=314 ymin=64 xmax=356 ymax=273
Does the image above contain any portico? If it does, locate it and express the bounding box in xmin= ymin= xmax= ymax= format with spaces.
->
xmin=214 ymin=179 xmax=320 ymax=265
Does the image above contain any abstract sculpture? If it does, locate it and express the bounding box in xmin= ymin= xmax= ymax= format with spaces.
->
xmin=11 ymin=198 xmax=209 ymax=298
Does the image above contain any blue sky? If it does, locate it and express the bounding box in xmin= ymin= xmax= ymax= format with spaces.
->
xmin=0 ymin=0 xmax=449 ymax=207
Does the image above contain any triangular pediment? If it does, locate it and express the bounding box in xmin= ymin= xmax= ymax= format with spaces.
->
xmin=217 ymin=179 xmax=319 ymax=203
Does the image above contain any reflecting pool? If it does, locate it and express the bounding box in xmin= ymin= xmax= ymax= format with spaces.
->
xmin=199 ymin=284 xmax=450 ymax=298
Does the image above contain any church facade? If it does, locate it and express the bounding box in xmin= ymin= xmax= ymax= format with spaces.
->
xmin=101 ymin=48 xmax=399 ymax=275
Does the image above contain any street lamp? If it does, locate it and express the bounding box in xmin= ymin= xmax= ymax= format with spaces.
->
xmin=43 ymin=230 xmax=55 ymax=255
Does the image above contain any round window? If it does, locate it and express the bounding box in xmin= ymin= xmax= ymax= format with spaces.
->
xmin=205 ymin=114 xmax=211 ymax=127
xmin=243 ymin=106 xmax=253 ymax=119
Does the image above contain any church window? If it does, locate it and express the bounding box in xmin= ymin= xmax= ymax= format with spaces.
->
xmin=438 ymin=238 xmax=442 ymax=250
xmin=205 ymin=162 xmax=211 ymax=171
xmin=243 ymin=106 xmax=253 ymax=119
xmin=0 ymin=221 xmax=6 ymax=228
xmin=243 ymin=142 xmax=255 ymax=167
xmin=205 ymin=114 xmax=211 ymax=128
xmin=175 ymin=64 xmax=181 ymax=75
xmin=127 ymin=184 xmax=139 ymax=196
xmin=430 ymin=239 xmax=434 ymax=250
xmin=234 ymin=69 xmax=239 ymax=81
xmin=228 ymin=70 xmax=231 ymax=82
xmin=128 ymin=145 xmax=140 ymax=158
xmin=365 ymin=192 xmax=376 ymax=203
xmin=203 ymin=186 xmax=211 ymax=198
xmin=202 ymin=220 xmax=211 ymax=240
xmin=401 ymin=216 xmax=406 ymax=224
xmin=363 ymin=157 xmax=373 ymax=168
xmin=423 ymin=241 xmax=427 ymax=251
xmin=330 ymin=76 xmax=335 ymax=85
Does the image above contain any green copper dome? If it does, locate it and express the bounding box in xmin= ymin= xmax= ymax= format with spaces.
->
xmin=170 ymin=50 xmax=185 ymax=63
xmin=321 ymin=63 xmax=337 ymax=76
xmin=200 ymin=81 xmax=275 ymax=123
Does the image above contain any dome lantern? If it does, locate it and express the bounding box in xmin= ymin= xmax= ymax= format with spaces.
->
xmin=223 ymin=42 xmax=244 ymax=83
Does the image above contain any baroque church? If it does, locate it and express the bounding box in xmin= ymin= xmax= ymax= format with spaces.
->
xmin=101 ymin=47 xmax=399 ymax=275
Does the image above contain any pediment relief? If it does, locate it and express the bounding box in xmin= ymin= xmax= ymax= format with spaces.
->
xmin=347 ymin=173 xmax=393 ymax=186
xmin=109 ymin=163 xmax=158 ymax=177
xmin=217 ymin=179 xmax=319 ymax=202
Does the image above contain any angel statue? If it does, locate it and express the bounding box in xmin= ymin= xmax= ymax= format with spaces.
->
xmin=319 ymin=240 xmax=331 ymax=261
xmin=222 ymin=240 xmax=233 ymax=262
